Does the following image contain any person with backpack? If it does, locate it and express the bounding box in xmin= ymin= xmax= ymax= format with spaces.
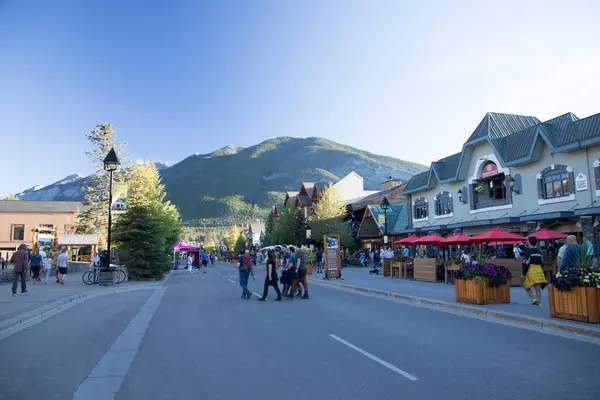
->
xmin=290 ymin=244 xmax=309 ymax=299
xmin=238 ymin=250 xmax=254 ymax=299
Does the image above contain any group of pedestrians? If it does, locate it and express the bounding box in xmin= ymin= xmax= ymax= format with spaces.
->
xmin=186 ymin=250 xmax=215 ymax=274
xmin=236 ymin=244 xmax=310 ymax=301
xmin=9 ymin=244 xmax=69 ymax=296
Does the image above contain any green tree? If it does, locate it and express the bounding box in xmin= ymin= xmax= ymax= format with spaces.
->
xmin=262 ymin=212 xmax=276 ymax=245
xmin=273 ymin=206 xmax=295 ymax=244
xmin=2 ymin=193 xmax=20 ymax=200
xmin=309 ymin=184 xmax=353 ymax=248
xmin=235 ymin=232 xmax=247 ymax=253
xmin=127 ymin=162 xmax=165 ymax=208
xmin=224 ymin=227 xmax=239 ymax=253
xmin=113 ymin=206 xmax=170 ymax=280
xmin=75 ymin=123 xmax=128 ymax=235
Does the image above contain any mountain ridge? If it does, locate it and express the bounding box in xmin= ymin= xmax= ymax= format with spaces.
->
xmin=15 ymin=137 xmax=427 ymax=223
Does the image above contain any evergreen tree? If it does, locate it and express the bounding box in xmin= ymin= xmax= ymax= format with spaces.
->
xmin=75 ymin=123 xmax=128 ymax=235
xmin=274 ymin=206 xmax=295 ymax=244
xmin=309 ymin=184 xmax=354 ymax=248
xmin=263 ymin=212 xmax=276 ymax=245
xmin=235 ymin=232 xmax=247 ymax=253
xmin=113 ymin=206 xmax=170 ymax=280
xmin=224 ymin=226 xmax=239 ymax=253
xmin=292 ymin=208 xmax=307 ymax=245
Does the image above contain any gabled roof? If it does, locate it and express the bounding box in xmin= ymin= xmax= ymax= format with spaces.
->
xmin=361 ymin=202 xmax=408 ymax=235
xmin=297 ymin=194 xmax=311 ymax=206
xmin=302 ymin=182 xmax=315 ymax=192
xmin=403 ymin=111 xmax=600 ymax=195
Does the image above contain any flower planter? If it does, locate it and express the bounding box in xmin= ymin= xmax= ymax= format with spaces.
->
xmin=548 ymin=286 xmax=600 ymax=324
xmin=306 ymin=264 xmax=313 ymax=275
xmin=455 ymin=279 xmax=511 ymax=305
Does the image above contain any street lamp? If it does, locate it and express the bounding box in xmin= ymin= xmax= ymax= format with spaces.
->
xmin=380 ymin=197 xmax=390 ymax=247
xmin=102 ymin=147 xmax=120 ymax=285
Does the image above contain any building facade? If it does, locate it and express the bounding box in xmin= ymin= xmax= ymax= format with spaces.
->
xmin=400 ymin=112 xmax=600 ymax=247
xmin=0 ymin=200 xmax=88 ymax=257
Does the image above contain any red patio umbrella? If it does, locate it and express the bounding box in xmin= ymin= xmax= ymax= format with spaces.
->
xmin=411 ymin=234 xmax=445 ymax=245
xmin=527 ymin=228 xmax=567 ymax=241
xmin=393 ymin=234 xmax=419 ymax=245
xmin=440 ymin=234 xmax=473 ymax=245
xmin=487 ymin=240 xmax=525 ymax=246
xmin=471 ymin=228 xmax=525 ymax=244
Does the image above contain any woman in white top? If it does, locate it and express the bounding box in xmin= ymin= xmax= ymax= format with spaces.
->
xmin=187 ymin=254 xmax=194 ymax=273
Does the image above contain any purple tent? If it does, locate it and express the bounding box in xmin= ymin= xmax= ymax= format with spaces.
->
xmin=173 ymin=240 xmax=189 ymax=252
xmin=172 ymin=240 xmax=201 ymax=268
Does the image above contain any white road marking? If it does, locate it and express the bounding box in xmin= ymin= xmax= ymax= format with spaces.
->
xmin=252 ymin=292 xmax=261 ymax=298
xmin=73 ymin=284 xmax=169 ymax=399
xmin=329 ymin=334 xmax=418 ymax=381
xmin=228 ymin=279 xmax=236 ymax=284
xmin=217 ymin=272 xmax=221 ymax=275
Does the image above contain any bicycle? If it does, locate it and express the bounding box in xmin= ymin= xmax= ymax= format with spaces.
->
xmin=82 ymin=267 xmax=127 ymax=285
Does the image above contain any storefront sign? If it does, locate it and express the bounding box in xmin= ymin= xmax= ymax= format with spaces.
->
xmin=481 ymin=162 xmax=499 ymax=178
xmin=324 ymin=234 xmax=341 ymax=279
xmin=576 ymin=173 xmax=588 ymax=191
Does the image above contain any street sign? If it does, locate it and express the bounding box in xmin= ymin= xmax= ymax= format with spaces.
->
xmin=324 ymin=234 xmax=341 ymax=279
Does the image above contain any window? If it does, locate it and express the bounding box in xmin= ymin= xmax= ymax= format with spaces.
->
xmin=40 ymin=224 xmax=54 ymax=229
xmin=487 ymin=175 xmax=507 ymax=200
xmin=413 ymin=198 xmax=428 ymax=220
xmin=435 ymin=193 xmax=453 ymax=216
xmin=12 ymin=224 xmax=24 ymax=241
xmin=542 ymin=171 xmax=571 ymax=199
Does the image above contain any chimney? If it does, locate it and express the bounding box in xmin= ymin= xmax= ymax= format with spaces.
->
xmin=381 ymin=176 xmax=402 ymax=190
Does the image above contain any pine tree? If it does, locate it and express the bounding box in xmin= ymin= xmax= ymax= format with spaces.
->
xmin=263 ymin=212 xmax=276 ymax=245
xmin=113 ymin=206 xmax=170 ymax=280
xmin=75 ymin=123 xmax=128 ymax=235
xmin=235 ymin=232 xmax=247 ymax=253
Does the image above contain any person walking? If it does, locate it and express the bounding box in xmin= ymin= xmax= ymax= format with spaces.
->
xmin=201 ymin=251 xmax=209 ymax=273
xmin=187 ymin=253 xmax=194 ymax=274
xmin=238 ymin=250 xmax=253 ymax=299
xmin=209 ymin=253 xmax=215 ymax=267
xmin=10 ymin=244 xmax=29 ymax=296
xmin=258 ymin=250 xmax=282 ymax=301
xmin=290 ymin=244 xmax=309 ymax=299
xmin=57 ymin=248 xmax=69 ymax=284
xmin=560 ymin=235 xmax=583 ymax=270
xmin=522 ymin=236 xmax=547 ymax=306
xmin=43 ymin=252 xmax=53 ymax=283
xmin=29 ymin=250 xmax=42 ymax=283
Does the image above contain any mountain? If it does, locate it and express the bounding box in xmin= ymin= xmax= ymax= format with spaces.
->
xmin=15 ymin=137 xmax=427 ymax=223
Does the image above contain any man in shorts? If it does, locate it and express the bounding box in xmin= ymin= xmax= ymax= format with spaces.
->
xmin=201 ymin=250 xmax=209 ymax=273
xmin=57 ymin=248 xmax=69 ymax=284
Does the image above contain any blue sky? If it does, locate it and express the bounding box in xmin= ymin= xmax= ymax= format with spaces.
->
xmin=1 ymin=0 xmax=599 ymax=196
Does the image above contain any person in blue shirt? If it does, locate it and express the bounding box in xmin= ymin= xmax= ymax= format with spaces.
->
xmin=560 ymin=235 xmax=583 ymax=270
xmin=201 ymin=250 xmax=209 ymax=273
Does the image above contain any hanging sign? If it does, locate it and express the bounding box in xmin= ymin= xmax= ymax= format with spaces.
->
xmin=324 ymin=234 xmax=341 ymax=279
xmin=576 ymin=173 xmax=588 ymax=191
xmin=111 ymin=183 xmax=128 ymax=211
xmin=480 ymin=162 xmax=499 ymax=178
xmin=377 ymin=215 xmax=386 ymax=225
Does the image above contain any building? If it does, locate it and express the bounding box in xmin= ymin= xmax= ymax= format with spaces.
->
xmin=0 ymin=200 xmax=88 ymax=257
xmin=399 ymin=111 xmax=600 ymax=246
xmin=275 ymin=171 xmax=378 ymax=218
xmin=247 ymin=220 xmax=265 ymax=247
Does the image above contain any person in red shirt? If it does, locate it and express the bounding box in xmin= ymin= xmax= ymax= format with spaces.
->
xmin=10 ymin=244 xmax=29 ymax=296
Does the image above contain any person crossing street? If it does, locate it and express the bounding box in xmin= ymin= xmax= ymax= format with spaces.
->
xmin=257 ymin=250 xmax=282 ymax=301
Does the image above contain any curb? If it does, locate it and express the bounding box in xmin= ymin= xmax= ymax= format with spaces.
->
xmin=0 ymin=282 xmax=163 ymax=338
xmin=309 ymin=278 xmax=600 ymax=342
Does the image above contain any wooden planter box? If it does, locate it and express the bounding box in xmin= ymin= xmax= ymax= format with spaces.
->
xmin=306 ymin=264 xmax=313 ymax=275
xmin=383 ymin=259 xmax=392 ymax=277
xmin=485 ymin=258 xmax=522 ymax=287
xmin=548 ymin=286 xmax=600 ymax=324
xmin=413 ymin=258 xmax=437 ymax=282
xmin=455 ymin=279 xmax=511 ymax=305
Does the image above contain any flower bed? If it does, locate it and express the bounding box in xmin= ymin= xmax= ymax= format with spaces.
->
xmin=549 ymin=268 xmax=600 ymax=323
xmin=454 ymin=263 xmax=512 ymax=305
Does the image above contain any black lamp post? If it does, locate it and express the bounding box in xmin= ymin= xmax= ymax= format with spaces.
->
xmin=102 ymin=147 xmax=120 ymax=284
xmin=380 ymin=197 xmax=390 ymax=248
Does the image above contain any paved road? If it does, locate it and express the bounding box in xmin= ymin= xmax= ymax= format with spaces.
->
xmin=1 ymin=264 xmax=599 ymax=399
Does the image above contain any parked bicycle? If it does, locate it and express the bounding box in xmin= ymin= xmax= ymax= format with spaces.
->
xmin=82 ymin=266 xmax=127 ymax=285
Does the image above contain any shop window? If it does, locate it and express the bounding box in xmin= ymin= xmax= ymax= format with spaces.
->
xmin=435 ymin=192 xmax=453 ymax=216
xmin=12 ymin=224 xmax=24 ymax=241
xmin=413 ymin=198 xmax=428 ymax=220
xmin=542 ymin=171 xmax=571 ymax=199
xmin=536 ymin=165 xmax=575 ymax=202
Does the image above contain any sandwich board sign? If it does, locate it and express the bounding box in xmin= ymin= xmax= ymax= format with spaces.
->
xmin=324 ymin=234 xmax=341 ymax=279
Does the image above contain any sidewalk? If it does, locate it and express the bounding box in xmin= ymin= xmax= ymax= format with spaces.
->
xmin=0 ymin=271 xmax=158 ymax=328
xmin=309 ymin=268 xmax=600 ymax=341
